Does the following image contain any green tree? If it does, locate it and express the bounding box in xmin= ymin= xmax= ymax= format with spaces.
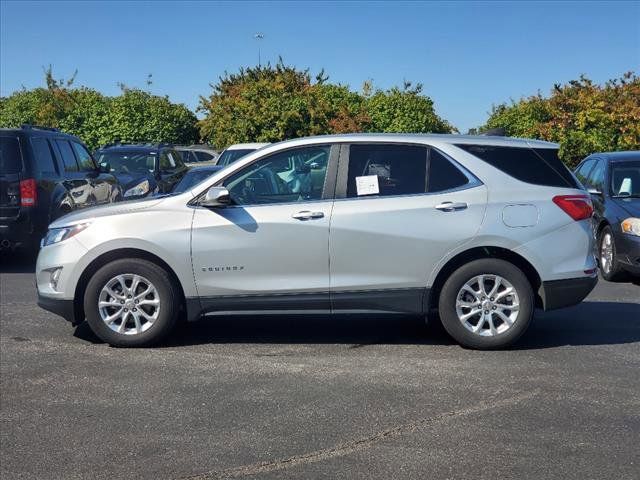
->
xmin=364 ymin=81 xmax=454 ymax=134
xmin=0 ymin=68 xmax=199 ymax=150
xmin=480 ymin=73 xmax=640 ymax=166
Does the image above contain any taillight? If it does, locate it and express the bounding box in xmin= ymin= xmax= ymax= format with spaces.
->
xmin=552 ymin=195 xmax=593 ymax=221
xmin=20 ymin=178 xmax=37 ymax=207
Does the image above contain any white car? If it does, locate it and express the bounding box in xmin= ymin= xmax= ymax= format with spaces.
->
xmin=36 ymin=134 xmax=597 ymax=349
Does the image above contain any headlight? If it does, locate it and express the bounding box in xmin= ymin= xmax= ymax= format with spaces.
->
xmin=621 ymin=218 xmax=640 ymax=237
xmin=124 ymin=180 xmax=150 ymax=197
xmin=41 ymin=223 xmax=91 ymax=248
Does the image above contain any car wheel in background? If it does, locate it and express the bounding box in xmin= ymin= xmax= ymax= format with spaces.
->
xmin=598 ymin=226 xmax=625 ymax=282
xmin=84 ymin=258 xmax=180 ymax=347
xmin=438 ymin=259 xmax=534 ymax=350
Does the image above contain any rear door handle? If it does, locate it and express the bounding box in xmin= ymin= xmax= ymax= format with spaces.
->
xmin=435 ymin=202 xmax=468 ymax=212
xmin=292 ymin=210 xmax=325 ymax=220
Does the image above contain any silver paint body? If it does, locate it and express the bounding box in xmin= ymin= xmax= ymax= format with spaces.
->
xmin=36 ymin=134 xmax=596 ymax=311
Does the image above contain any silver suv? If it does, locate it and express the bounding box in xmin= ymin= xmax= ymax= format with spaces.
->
xmin=36 ymin=134 xmax=597 ymax=349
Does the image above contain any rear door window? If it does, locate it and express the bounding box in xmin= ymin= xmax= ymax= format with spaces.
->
xmin=0 ymin=137 xmax=22 ymax=174
xmin=55 ymin=140 xmax=79 ymax=172
xmin=428 ymin=150 xmax=470 ymax=193
xmin=456 ymin=144 xmax=579 ymax=188
xmin=346 ymin=144 xmax=427 ymax=198
xmin=195 ymin=151 xmax=214 ymax=162
xmin=71 ymin=142 xmax=97 ymax=172
xmin=30 ymin=137 xmax=59 ymax=176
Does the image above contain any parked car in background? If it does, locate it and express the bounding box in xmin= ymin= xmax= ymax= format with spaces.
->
xmin=215 ymin=142 xmax=269 ymax=167
xmin=0 ymin=125 xmax=120 ymax=251
xmin=175 ymin=145 xmax=219 ymax=166
xmin=36 ymin=133 xmax=597 ymax=350
xmin=170 ymin=165 xmax=222 ymax=194
xmin=574 ymin=151 xmax=640 ymax=280
xmin=94 ymin=143 xmax=189 ymax=198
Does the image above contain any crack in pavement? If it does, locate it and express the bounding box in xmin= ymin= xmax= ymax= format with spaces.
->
xmin=180 ymin=389 xmax=540 ymax=480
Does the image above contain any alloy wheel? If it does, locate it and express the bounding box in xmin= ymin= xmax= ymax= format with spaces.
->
xmin=600 ymin=232 xmax=614 ymax=274
xmin=455 ymin=274 xmax=520 ymax=337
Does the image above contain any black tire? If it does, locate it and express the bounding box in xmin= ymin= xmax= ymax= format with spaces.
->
xmin=438 ymin=259 xmax=534 ymax=350
xmin=83 ymin=258 xmax=180 ymax=347
xmin=598 ymin=226 xmax=626 ymax=282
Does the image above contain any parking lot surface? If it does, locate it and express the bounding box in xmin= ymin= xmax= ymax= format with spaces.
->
xmin=1 ymin=252 xmax=639 ymax=480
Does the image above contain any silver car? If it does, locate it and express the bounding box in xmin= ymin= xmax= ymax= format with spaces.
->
xmin=36 ymin=134 xmax=597 ymax=349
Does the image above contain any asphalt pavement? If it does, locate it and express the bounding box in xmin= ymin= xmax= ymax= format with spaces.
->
xmin=1 ymin=251 xmax=639 ymax=479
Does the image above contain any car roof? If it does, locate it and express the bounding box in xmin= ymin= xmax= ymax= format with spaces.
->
xmin=0 ymin=127 xmax=83 ymax=143
xmin=260 ymin=133 xmax=558 ymax=149
xmin=225 ymin=142 xmax=271 ymax=150
xmin=590 ymin=151 xmax=640 ymax=162
xmin=96 ymin=144 xmax=166 ymax=152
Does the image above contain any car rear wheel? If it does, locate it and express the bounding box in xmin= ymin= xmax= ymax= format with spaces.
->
xmin=598 ymin=226 xmax=625 ymax=282
xmin=84 ymin=258 xmax=180 ymax=347
xmin=438 ymin=259 xmax=534 ymax=349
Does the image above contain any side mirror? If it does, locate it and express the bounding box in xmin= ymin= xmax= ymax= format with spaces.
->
xmin=201 ymin=187 xmax=230 ymax=207
xmin=99 ymin=162 xmax=111 ymax=173
xmin=587 ymin=188 xmax=602 ymax=196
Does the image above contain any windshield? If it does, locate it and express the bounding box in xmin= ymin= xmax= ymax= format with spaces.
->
xmin=611 ymin=160 xmax=640 ymax=197
xmin=217 ymin=148 xmax=254 ymax=167
xmin=97 ymin=151 xmax=156 ymax=174
xmin=172 ymin=168 xmax=220 ymax=194
xmin=0 ymin=137 xmax=22 ymax=174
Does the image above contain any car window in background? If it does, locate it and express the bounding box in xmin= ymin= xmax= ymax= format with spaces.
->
xmin=98 ymin=151 xmax=156 ymax=174
xmin=575 ymin=159 xmax=596 ymax=184
xmin=173 ymin=168 xmax=219 ymax=193
xmin=217 ymin=149 xmax=254 ymax=167
xmin=428 ymin=150 xmax=469 ymax=192
xmin=179 ymin=151 xmax=194 ymax=163
xmin=0 ymin=137 xmax=23 ymax=174
xmin=55 ymin=140 xmax=79 ymax=172
xmin=610 ymin=160 xmax=640 ymax=197
xmin=346 ymin=144 xmax=427 ymax=198
xmin=30 ymin=138 xmax=58 ymax=175
xmin=159 ymin=151 xmax=177 ymax=172
xmin=195 ymin=151 xmax=215 ymax=162
xmin=71 ymin=142 xmax=97 ymax=172
xmin=587 ymin=160 xmax=605 ymax=192
xmin=170 ymin=151 xmax=185 ymax=169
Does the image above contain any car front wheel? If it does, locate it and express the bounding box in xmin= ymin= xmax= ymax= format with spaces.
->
xmin=83 ymin=258 xmax=180 ymax=347
xmin=438 ymin=259 xmax=534 ymax=350
xmin=598 ymin=226 xmax=625 ymax=282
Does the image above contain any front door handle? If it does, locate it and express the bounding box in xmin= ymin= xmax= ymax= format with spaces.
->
xmin=292 ymin=210 xmax=325 ymax=220
xmin=435 ymin=202 xmax=468 ymax=212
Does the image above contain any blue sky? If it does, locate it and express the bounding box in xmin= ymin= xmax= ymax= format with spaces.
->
xmin=1 ymin=0 xmax=638 ymax=132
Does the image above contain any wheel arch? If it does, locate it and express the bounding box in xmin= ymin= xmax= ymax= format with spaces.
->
xmin=72 ymin=248 xmax=187 ymax=325
xmin=428 ymin=246 xmax=543 ymax=312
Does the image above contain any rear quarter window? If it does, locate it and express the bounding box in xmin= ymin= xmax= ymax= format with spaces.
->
xmin=456 ymin=144 xmax=579 ymax=188
xmin=0 ymin=137 xmax=23 ymax=174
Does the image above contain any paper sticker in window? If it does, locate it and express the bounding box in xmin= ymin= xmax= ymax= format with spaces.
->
xmin=356 ymin=175 xmax=380 ymax=196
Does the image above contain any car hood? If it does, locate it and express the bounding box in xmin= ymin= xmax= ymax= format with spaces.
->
xmin=612 ymin=197 xmax=640 ymax=217
xmin=113 ymin=172 xmax=156 ymax=191
xmin=50 ymin=196 xmax=165 ymax=228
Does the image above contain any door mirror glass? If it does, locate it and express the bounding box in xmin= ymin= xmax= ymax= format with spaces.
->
xmin=201 ymin=187 xmax=230 ymax=207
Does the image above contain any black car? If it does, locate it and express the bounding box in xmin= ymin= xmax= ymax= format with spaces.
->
xmin=170 ymin=165 xmax=222 ymax=194
xmin=94 ymin=143 xmax=188 ymax=198
xmin=575 ymin=151 xmax=640 ymax=280
xmin=0 ymin=125 xmax=119 ymax=251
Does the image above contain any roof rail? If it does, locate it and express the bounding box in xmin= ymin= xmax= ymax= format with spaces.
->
xmin=21 ymin=124 xmax=60 ymax=132
xmin=480 ymin=127 xmax=507 ymax=137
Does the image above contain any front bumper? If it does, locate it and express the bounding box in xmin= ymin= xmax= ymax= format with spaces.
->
xmin=615 ymin=232 xmax=640 ymax=276
xmin=37 ymin=293 xmax=78 ymax=324
xmin=539 ymin=275 xmax=598 ymax=311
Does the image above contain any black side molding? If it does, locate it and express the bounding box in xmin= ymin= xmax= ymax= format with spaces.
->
xmin=539 ymin=276 xmax=598 ymax=311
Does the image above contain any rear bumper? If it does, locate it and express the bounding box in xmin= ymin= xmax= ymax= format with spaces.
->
xmin=539 ymin=275 xmax=598 ymax=311
xmin=0 ymin=208 xmax=43 ymax=248
xmin=37 ymin=293 xmax=78 ymax=324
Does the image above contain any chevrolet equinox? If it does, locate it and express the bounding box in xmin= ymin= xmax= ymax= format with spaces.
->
xmin=36 ymin=134 xmax=598 ymax=349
